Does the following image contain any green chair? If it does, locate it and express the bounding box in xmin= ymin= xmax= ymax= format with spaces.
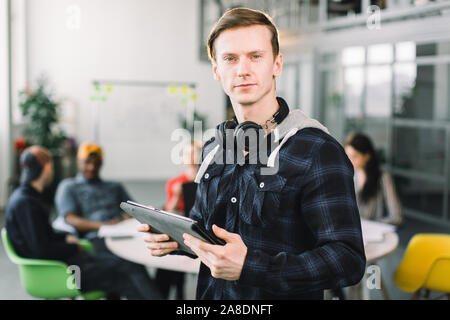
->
xmin=1 ymin=228 xmax=105 ymax=300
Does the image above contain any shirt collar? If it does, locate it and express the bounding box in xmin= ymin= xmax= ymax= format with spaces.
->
xmin=75 ymin=172 xmax=102 ymax=184
xmin=21 ymin=183 xmax=43 ymax=198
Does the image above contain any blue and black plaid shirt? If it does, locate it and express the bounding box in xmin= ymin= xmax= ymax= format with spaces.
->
xmin=188 ymin=127 xmax=366 ymax=300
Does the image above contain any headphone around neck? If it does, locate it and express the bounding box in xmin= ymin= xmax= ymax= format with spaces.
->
xmin=215 ymin=96 xmax=290 ymax=153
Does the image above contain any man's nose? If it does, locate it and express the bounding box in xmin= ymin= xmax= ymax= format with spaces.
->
xmin=237 ymin=58 xmax=251 ymax=77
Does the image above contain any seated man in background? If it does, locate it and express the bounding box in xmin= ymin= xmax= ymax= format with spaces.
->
xmin=55 ymin=142 xmax=130 ymax=239
xmin=55 ymin=142 xmax=161 ymax=299
xmin=6 ymin=146 xmax=160 ymax=299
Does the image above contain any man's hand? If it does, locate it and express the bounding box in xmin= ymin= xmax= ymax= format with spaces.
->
xmin=104 ymin=217 xmax=122 ymax=225
xmin=65 ymin=234 xmax=84 ymax=252
xmin=137 ymin=223 xmax=179 ymax=256
xmin=183 ymin=224 xmax=247 ymax=281
xmin=65 ymin=234 xmax=80 ymax=245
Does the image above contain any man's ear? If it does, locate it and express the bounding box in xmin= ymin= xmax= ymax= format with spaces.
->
xmin=273 ymin=53 xmax=283 ymax=78
xmin=212 ymin=62 xmax=221 ymax=81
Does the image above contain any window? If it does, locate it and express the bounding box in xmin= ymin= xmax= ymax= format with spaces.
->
xmin=394 ymin=175 xmax=444 ymax=219
xmin=366 ymin=65 xmax=392 ymax=117
xmin=277 ymin=62 xmax=300 ymax=109
xmin=392 ymin=126 xmax=447 ymax=176
xmin=319 ymin=39 xmax=450 ymax=226
xmin=394 ymin=63 xmax=450 ymax=121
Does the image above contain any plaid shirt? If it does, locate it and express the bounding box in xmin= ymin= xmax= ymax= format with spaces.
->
xmin=188 ymin=127 xmax=366 ymax=300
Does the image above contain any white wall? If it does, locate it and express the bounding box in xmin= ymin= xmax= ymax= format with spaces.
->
xmin=0 ymin=0 xmax=11 ymax=209
xmin=25 ymin=0 xmax=224 ymax=180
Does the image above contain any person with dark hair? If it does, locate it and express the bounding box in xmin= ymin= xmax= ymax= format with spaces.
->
xmin=344 ymin=133 xmax=402 ymax=226
xmin=5 ymin=146 xmax=162 ymax=299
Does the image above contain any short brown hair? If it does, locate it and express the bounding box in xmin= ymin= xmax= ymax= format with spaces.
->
xmin=23 ymin=146 xmax=53 ymax=167
xmin=207 ymin=7 xmax=280 ymax=62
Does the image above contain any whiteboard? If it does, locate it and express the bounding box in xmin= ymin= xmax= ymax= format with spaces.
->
xmin=93 ymin=83 xmax=194 ymax=180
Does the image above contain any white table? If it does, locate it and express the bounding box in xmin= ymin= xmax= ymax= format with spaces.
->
xmin=357 ymin=219 xmax=399 ymax=300
xmin=104 ymin=218 xmax=398 ymax=299
xmin=103 ymin=219 xmax=200 ymax=299
xmin=106 ymin=234 xmax=200 ymax=274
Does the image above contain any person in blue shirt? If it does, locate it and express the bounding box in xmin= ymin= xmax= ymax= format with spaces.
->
xmin=6 ymin=146 xmax=161 ymax=299
xmin=54 ymin=143 xmax=130 ymax=239
xmin=138 ymin=7 xmax=366 ymax=299
xmin=54 ymin=142 xmax=161 ymax=299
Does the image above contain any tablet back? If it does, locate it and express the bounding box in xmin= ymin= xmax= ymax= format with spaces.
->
xmin=120 ymin=201 xmax=201 ymax=256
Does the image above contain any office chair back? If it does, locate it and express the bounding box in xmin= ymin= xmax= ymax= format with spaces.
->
xmin=1 ymin=228 xmax=103 ymax=299
xmin=393 ymin=233 xmax=450 ymax=295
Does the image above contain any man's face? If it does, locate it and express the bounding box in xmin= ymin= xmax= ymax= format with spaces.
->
xmin=212 ymin=25 xmax=282 ymax=106
xmin=345 ymin=145 xmax=370 ymax=170
xmin=79 ymin=155 xmax=102 ymax=180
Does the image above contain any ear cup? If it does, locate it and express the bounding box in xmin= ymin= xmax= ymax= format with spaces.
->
xmin=234 ymin=121 xmax=262 ymax=153
xmin=215 ymin=97 xmax=290 ymax=157
xmin=274 ymin=96 xmax=290 ymax=124
xmin=215 ymin=120 xmax=237 ymax=151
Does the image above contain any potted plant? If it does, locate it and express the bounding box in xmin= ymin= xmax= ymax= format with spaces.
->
xmin=18 ymin=77 xmax=69 ymax=202
xmin=18 ymin=77 xmax=67 ymax=154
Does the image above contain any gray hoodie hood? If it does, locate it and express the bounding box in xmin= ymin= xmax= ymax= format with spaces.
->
xmin=194 ymin=110 xmax=329 ymax=183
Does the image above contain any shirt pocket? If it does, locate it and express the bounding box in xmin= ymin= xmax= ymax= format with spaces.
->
xmin=240 ymin=173 xmax=287 ymax=227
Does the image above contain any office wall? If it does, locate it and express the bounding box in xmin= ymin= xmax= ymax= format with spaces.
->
xmin=25 ymin=0 xmax=224 ymax=180
xmin=0 ymin=0 xmax=10 ymax=209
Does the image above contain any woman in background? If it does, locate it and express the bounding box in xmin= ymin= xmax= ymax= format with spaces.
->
xmin=164 ymin=140 xmax=202 ymax=214
xmin=344 ymin=133 xmax=402 ymax=226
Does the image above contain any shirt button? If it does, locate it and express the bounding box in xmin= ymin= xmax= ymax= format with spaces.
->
xmin=231 ymin=197 xmax=237 ymax=203
xmin=204 ymin=173 xmax=210 ymax=179
xmin=259 ymin=182 xmax=265 ymax=189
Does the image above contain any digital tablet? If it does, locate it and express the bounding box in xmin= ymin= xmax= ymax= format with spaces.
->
xmin=120 ymin=201 xmax=225 ymax=256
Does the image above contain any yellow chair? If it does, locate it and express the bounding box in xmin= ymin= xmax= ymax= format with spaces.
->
xmin=393 ymin=233 xmax=450 ymax=299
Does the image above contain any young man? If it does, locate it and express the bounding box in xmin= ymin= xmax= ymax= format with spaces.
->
xmin=138 ymin=7 xmax=366 ymax=299
xmin=6 ymin=146 xmax=161 ymax=299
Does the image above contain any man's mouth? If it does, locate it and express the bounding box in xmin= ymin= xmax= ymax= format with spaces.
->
xmin=235 ymin=83 xmax=256 ymax=89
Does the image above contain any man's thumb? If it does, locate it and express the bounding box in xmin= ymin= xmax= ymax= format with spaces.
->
xmin=212 ymin=224 xmax=234 ymax=242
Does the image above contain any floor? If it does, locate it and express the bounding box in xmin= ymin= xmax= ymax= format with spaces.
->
xmin=0 ymin=180 xmax=449 ymax=300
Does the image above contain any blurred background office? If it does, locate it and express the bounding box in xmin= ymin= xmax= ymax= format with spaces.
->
xmin=0 ymin=0 xmax=450 ymax=300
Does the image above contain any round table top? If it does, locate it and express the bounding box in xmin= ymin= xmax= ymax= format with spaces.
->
xmin=104 ymin=218 xmax=399 ymax=273
xmin=364 ymin=231 xmax=399 ymax=263
xmin=104 ymin=219 xmax=200 ymax=274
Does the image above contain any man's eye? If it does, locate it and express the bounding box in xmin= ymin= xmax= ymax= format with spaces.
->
xmin=252 ymin=55 xmax=261 ymax=59
xmin=224 ymin=57 xmax=235 ymax=62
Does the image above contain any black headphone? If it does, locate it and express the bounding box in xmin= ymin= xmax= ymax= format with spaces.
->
xmin=215 ymin=96 xmax=290 ymax=153
xmin=19 ymin=150 xmax=43 ymax=185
